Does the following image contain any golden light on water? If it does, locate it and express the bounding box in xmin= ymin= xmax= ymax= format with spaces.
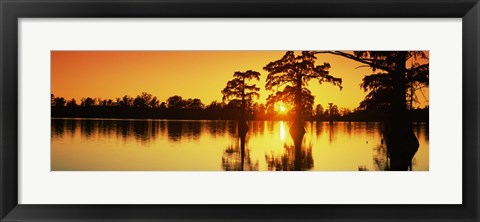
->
xmin=279 ymin=121 xmax=286 ymax=141
xmin=51 ymin=119 xmax=429 ymax=171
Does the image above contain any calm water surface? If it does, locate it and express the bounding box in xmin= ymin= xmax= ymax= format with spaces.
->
xmin=51 ymin=119 xmax=429 ymax=171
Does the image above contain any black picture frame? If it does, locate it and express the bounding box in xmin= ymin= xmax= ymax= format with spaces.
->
xmin=1 ymin=0 xmax=479 ymax=221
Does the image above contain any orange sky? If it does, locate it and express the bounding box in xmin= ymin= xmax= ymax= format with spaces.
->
xmin=51 ymin=51 xmax=429 ymax=110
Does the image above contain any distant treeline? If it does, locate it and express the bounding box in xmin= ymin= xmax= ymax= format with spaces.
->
xmin=51 ymin=93 xmax=428 ymax=122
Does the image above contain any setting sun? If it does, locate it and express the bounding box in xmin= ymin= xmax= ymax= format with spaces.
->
xmin=275 ymin=102 xmax=289 ymax=114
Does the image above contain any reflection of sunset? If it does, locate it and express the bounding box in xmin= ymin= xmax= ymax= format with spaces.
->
xmin=279 ymin=121 xmax=286 ymax=141
xmin=51 ymin=120 xmax=429 ymax=171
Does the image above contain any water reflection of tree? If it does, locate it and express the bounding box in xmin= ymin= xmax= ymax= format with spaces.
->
xmin=116 ymin=120 xmax=131 ymax=140
xmin=328 ymin=122 xmax=336 ymax=143
xmin=345 ymin=121 xmax=352 ymax=137
xmin=133 ymin=121 xmax=149 ymax=141
xmin=167 ymin=121 xmax=182 ymax=142
xmin=372 ymin=144 xmax=389 ymax=171
xmin=53 ymin=119 xmax=212 ymax=144
xmin=248 ymin=121 xmax=265 ymax=136
xmin=65 ymin=119 xmax=77 ymax=136
xmin=52 ymin=119 xmax=65 ymax=138
xmin=413 ymin=122 xmax=429 ymax=141
xmin=222 ymin=133 xmax=258 ymax=171
xmin=265 ymin=133 xmax=314 ymax=171
xmin=372 ymin=124 xmax=426 ymax=171
xmin=206 ymin=120 xmax=227 ymax=137
xmin=99 ymin=120 xmax=115 ymax=137
xmin=266 ymin=121 xmax=275 ymax=134
xmin=315 ymin=121 xmax=323 ymax=137
xmin=80 ymin=120 xmax=95 ymax=138
xmin=182 ymin=121 xmax=202 ymax=140
xmin=226 ymin=121 xmax=238 ymax=138
xmin=131 ymin=120 xmax=161 ymax=143
xmin=166 ymin=121 xmax=201 ymax=142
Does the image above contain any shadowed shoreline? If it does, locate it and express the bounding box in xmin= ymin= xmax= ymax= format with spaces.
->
xmin=51 ymin=100 xmax=428 ymax=122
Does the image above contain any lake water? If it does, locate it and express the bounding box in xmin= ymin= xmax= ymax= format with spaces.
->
xmin=51 ymin=119 xmax=429 ymax=171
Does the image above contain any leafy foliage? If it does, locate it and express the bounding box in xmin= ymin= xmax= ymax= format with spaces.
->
xmin=221 ymin=70 xmax=261 ymax=112
xmin=320 ymin=51 xmax=429 ymax=111
xmin=263 ymin=51 xmax=342 ymax=118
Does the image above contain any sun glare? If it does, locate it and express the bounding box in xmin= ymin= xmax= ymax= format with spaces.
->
xmin=276 ymin=102 xmax=288 ymax=114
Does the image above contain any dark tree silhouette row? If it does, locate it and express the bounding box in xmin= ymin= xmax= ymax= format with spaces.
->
xmin=51 ymin=92 xmax=427 ymax=122
xmin=52 ymin=93 xmax=245 ymax=120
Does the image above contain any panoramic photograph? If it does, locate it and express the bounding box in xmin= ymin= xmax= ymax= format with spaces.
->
xmin=51 ymin=51 xmax=429 ymax=171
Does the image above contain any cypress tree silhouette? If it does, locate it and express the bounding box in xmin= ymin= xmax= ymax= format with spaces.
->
xmin=316 ymin=51 xmax=429 ymax=170
xmin=264 ymin=51 xmax=342 ymax=137
xmin=221 ymin=70 xmax=261 ymax=134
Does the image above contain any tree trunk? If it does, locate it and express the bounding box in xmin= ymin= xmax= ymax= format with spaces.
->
xmin=385 ymin=51 xmax=419 ymax=171
xmin=293 ymin=132 xmax=303 ymax=171
xmin=240 ymin=133 xmax=246 ymax=171
xmin=239 ymin=77 xmax=248 ymax=134
xmin=290 ymin=74 xmax=305 ymax=137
